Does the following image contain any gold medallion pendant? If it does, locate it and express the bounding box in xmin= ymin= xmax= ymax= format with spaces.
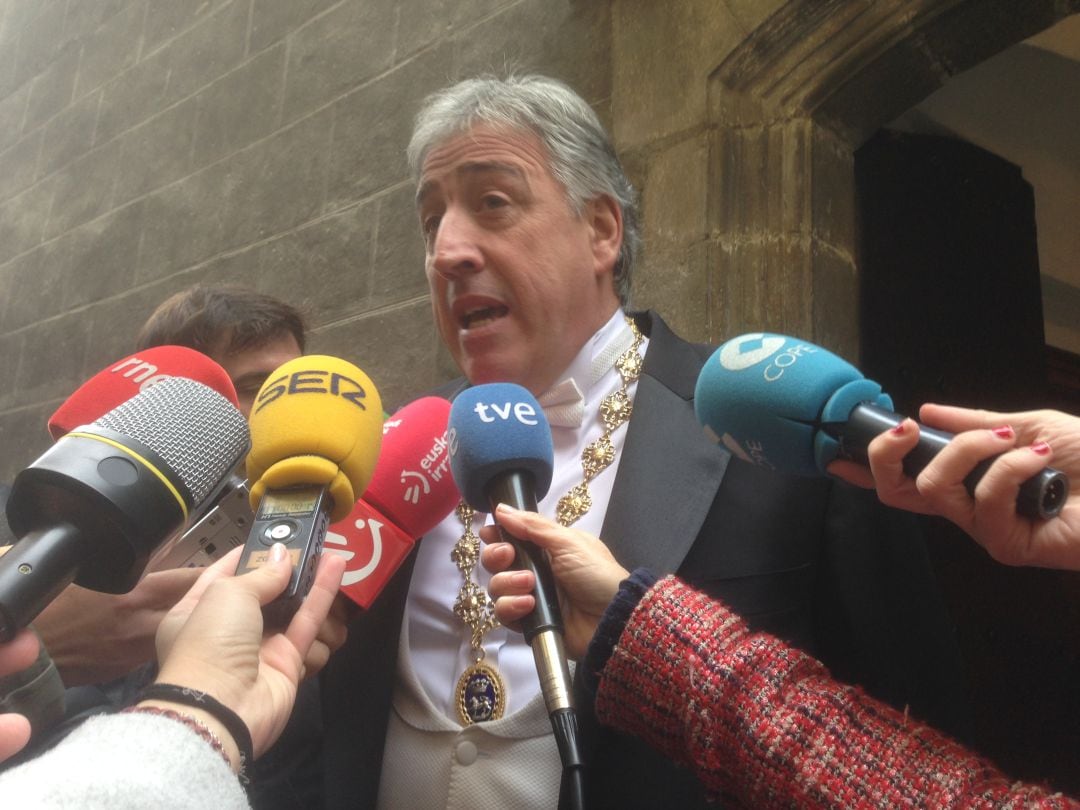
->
xmin=456 ymin=660 xmax=506 ymax=725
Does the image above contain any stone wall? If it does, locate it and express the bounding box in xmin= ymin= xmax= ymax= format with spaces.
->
xmin=0 ymin=0 xmax=611 ymax=479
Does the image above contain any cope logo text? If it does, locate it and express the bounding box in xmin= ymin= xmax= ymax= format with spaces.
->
xmin=761 ymin=344 xmax=817 ymax=382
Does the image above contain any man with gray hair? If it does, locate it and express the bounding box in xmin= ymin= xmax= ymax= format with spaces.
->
xmin=317 ymin=74 xmax=967 ymax=809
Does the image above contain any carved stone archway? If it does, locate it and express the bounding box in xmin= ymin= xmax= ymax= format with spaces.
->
xmin=688 ymin=0 xmax=1079 ymax=356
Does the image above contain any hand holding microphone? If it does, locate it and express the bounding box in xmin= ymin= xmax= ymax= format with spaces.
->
xmin=0 ymin=375 xmax=249 ymax=642
xmin=0 ymin=630 xmax=38 ymax=762
xmin=24 ymin=347 xmax=246 ymax=684
xmin=150 ymin=544 xmax=346 ymax=764
xmin=0 ymin=543 xmax=346 ymax=799
xmin=448 ymin=385 xmax=562 ymax=659
xmin=480 ymin=504 xmax=628 ymax=661
xmin=830 ymin=404 xmax=1080 ymax=571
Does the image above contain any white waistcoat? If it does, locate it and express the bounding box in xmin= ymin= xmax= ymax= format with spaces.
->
xmin=376 ymin=615 xmax=563 ymax=810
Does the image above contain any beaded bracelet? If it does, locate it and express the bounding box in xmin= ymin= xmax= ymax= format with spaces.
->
xmin=136 ymin=683 xmax=253 ymax=785
xmin=120 ymin=705 xmax=233 ymax=771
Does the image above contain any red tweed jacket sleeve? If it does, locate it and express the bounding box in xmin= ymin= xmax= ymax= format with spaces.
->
xmin=593 ymin=576 xmax=1078 ymax=809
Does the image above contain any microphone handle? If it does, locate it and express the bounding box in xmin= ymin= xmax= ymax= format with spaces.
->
xmin=485 ymin=470 xmax=576 ymax=719
xmin=485 ymin=471 xmax=564 ymax=643
xmin=238 ymin=484 xmax=332 ymax=630
xmin=835 ymin=403 xmax=1068 ymax=520
xmin=485 ymin=471 xmax=586 ymax=805
xmin=0 ymin=523 xmax=83 ymax=642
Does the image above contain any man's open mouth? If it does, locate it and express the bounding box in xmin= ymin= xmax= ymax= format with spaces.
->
xmin=460 ymin=305 xmax=509 ymax=330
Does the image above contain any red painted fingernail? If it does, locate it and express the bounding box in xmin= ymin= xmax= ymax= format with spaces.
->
xmin=1030 ymin=441 xmax=1051 ymax=456
xmin=992 ymin=426 xmax=1014 ymax=439
xmin=890 ymin=422 xmax=906 ymax=435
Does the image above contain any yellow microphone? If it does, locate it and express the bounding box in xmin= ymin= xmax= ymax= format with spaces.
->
xmin=239 ymin=355 xmax=382 ymax=625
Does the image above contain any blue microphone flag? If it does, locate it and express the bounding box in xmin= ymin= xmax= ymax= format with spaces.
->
xmin=448 ymin=383 xmax=555 ymax=511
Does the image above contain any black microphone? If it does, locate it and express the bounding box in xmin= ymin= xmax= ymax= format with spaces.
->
xmin=0 ymin=376 xmax=250 ymax=641
xmin=447 ymin=383 xmax=585 ymax=806
xmin=694 ymin=332 xmax=1068 ymax=519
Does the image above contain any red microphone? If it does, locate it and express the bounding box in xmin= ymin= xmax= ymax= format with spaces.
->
xmin=326 ymin=397 xmax=458 ymax=609
xmin=43 ymin=348 xmax=246 ymax=572
xmin=48 ymin=346 xmax=239 ymax=440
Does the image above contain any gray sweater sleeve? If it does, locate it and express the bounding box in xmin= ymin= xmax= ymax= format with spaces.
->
xmin=0 ymin=712 xmax=250 ymax=809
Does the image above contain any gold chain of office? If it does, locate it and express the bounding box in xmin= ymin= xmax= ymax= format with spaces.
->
xmin=450 ymin=316 xmax=645 ymax=725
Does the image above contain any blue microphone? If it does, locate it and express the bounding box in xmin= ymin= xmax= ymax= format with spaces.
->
xmin=448 ymin=384 xmax=558 ymax=645
xmin=448 ymin=384 xmax=583 ymax=786
xmin=695 ymin=332 xmax=1068 ymax=520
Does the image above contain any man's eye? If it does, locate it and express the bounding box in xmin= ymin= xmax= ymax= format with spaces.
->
xmin=480 ymin=194 xmax=509 ymax=210
xmin=422 ymin=215 xmax=441 ymax=236
xmin=236 ymin=385 xmax=262 ymax=400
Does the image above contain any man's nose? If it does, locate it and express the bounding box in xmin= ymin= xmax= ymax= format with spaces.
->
xmin=430 ymin=210 xmax=482 ymax=279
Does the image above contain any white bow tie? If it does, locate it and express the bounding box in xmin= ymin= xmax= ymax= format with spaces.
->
xmin=534 ymin=317 xmax=641 ymax=430
xmin=537 ymin=378 xmax=585 ymax=429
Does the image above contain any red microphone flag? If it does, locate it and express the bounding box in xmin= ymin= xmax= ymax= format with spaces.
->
xmin=48 ymin=346 xmax=239 ymax=439
xmin=327 ymin=397 xmax=458 ymax=609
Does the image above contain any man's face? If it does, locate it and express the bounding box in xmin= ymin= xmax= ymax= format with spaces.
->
xmin=416 ymin=125 xmax=621 ymax=395
xmin=213 ymin=333 xmax=302 ymax=417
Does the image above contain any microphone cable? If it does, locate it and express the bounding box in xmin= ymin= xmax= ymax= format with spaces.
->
xmin=553 ymin=706 xmax=586 ymax=810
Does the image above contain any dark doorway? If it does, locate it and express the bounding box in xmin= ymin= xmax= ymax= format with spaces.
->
xmin=855 ymin=129 xmax=1080 ymax=794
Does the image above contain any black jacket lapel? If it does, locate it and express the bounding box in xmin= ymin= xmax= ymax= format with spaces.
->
xmin=600 ymin=311 xmax=730 ymax=575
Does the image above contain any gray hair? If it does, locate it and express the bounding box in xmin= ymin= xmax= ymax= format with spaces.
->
xmin=407 ymin=75 xmax=640 ymax=305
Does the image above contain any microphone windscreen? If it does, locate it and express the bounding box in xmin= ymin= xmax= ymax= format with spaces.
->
xmin=365 ymin=397 xmax=459 ymax=538
xmin=448 ymin=383 xmax=553 ymax=512
xmin=90 ymin=375 xmax=251 ymax=508
xmin=694 ymin=332 xmax=891 ymax=476
xmin=48 ymin=346 xmax=239 ymax=440
xmin=245 ymin=355 xmax=383 ymax=522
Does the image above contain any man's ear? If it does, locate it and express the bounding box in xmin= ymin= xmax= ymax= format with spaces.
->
xmin=587 ymin=195 xmax=622 ymax=276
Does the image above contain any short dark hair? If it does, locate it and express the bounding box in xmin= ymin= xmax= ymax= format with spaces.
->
xmin=135 ymin=283 xmax=307 ymax=357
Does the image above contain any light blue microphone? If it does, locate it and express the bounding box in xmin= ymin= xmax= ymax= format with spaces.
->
xmin=695 ymin=332 xmax=1067 ymax=519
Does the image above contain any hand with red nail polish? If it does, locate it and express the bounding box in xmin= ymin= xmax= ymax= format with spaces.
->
xmin=834 ymin=405 xmax=1080 ymax=570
